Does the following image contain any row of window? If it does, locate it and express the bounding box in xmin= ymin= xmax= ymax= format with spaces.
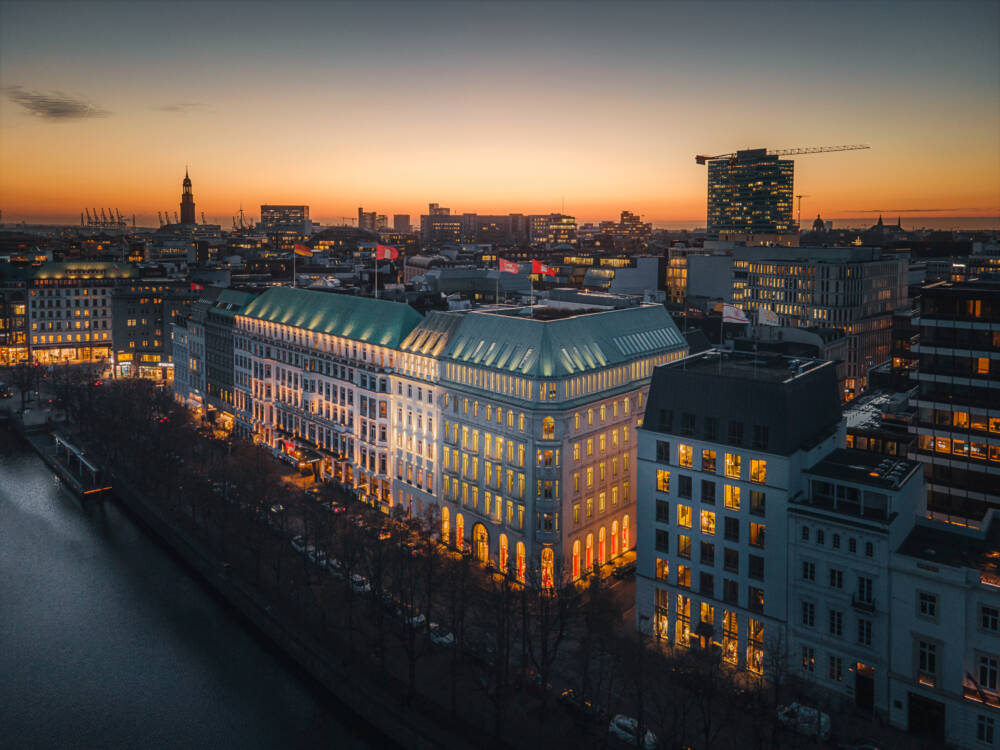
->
xmin=656 ymin=475 xmax=766 ymax=514
xmin=656 ymin=441 xmax=767 ymax=483
xmin=654 ymin=414 xmax=771 ymax=450
xmin=652 ymin=589 xmax=764 ymax=672
xmin=657 ymin=502 xmax=766 ymax=546
xmin=801 ymin=525 xmax=875 ymax=556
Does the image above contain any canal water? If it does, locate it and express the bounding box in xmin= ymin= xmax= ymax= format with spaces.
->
xmin=0 ymin=429 xmax=377 ymax=749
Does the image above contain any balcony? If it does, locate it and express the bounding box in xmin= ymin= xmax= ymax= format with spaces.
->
xmin=851 ymin=593 xmax=876 ymax=613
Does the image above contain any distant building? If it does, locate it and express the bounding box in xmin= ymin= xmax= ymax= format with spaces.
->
xmin=180 ymin=169 xmax=196 ymax=226
xmin=393 ymin=214 xmax=411 ymax=233
xmin=706 ymin=149 xmax=795 ymax=243
xmin=358 ymin=208 xmax=377 ymax=233
xmin=527 ymin=214 xmax=578 ymax=247
xmin=260 ymin=205 xmax=312 ymax=238
xmin=420 ymin=204 xmax=463 ymax=245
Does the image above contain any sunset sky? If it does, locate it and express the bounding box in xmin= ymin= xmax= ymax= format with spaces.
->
xmin=1 ymin=0 xmax=998 ymax=228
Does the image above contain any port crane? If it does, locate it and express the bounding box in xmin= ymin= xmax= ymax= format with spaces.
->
xmin=695 ymin=144 xmax=870 ymax=165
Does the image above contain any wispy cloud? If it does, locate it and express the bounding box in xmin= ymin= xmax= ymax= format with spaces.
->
xmin=155 ymin=101 xmax=204 ymax=113
xmin=3 ymin=85 xmax=110 ymax=120
xmin=849 ymin=208 xmax=974 ymax=214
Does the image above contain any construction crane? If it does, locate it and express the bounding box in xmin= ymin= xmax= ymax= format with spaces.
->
xmin=795 ymin=195 xmax=810 ymax=226
xmin=695 ymin=144 xmax=870 ymax=165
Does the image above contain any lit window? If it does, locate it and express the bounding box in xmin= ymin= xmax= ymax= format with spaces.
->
xmin=725 ymin=453 xmax=741 ymax=479
xmin=656 ymin=469 xmax=671 ymax=493
xmin=750 ymin=459 xmax=767 ymax=484
xmin=701 ymin=449 xmax=716 ymax=472
xmin=677 ymin=505 xmax=692 ymax=528
xmin=700 ymin=510 xmax=716 ymax=536
xmin=678 ymin=444 xmax=693 ymax=468
xmin=724 ymin=484 xmax=741 ymax=510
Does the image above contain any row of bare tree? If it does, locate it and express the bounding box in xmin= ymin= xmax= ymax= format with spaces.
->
xmin=37 ymin=374 xmax=873 ymax=750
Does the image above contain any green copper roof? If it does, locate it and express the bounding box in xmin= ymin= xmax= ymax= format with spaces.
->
xmin=400 ymin=305 xmax=685 ymax=378
xmin=241 ymin=286 xmax=423 ymax=348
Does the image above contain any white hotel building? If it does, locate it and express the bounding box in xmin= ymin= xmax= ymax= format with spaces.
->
xmin=230 ymin=286 xmax=687 ymax=584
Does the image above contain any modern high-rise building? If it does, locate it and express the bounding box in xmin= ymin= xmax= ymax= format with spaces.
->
xmin=358 ymin=208 xmax=377 ymax=233
xmin=706 ymin=149 xmax=794 ymax=242
xmin=909 ymin=279 xmax=1000 ymax=526
xmin=527 ymin=214 xmax=578 ymax=247
xmin=393 ymin=214 xmax=411 ymax=233
xmin=180 ymin=169 xmax=196 ymax=225
xmin=260 ymin=205 xmax=312 ymax=236
xmin=420 ymin=204 xmax=462 ymax=245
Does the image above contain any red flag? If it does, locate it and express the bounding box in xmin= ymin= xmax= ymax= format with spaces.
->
xmin=722 ymin=303 xmax=749 ymax=324
xmin=190 ymin=282 xmax=204 ymax=291
xmin=294 ymin=244 xmax=313 ymax=257
xmin=375 ymin=244 xmax=399 ymax=261
xmin=531 ymin=259 xmax=556 ymax=277
xmin=499 ymin=258 xmax=519 ymax=273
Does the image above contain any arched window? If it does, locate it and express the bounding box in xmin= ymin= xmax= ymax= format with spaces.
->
xmin=473 ymin=524 xmax=489 ymax=564
xmin=499 ymin=534 xmax=509 ymax=573
xmin=611 ymin=520 xmax=619 ymax=557
xmin=585 ymin=533 xmax=594 ymax=572
xmin=516 ymin=542 xmax=526 ymax=583
xmin=572 ymin=540 xmax=581 ymax=580
xmin=542 ymin=416 xmax=555 ymax=440
xmin=456 ymin=513 xmax=465 ymax=552
xmin=541 ymin=548 xmax=554 ymax=589
xmin=599 ymin=527 xmax=607 ymax=565
xmin=441 ymin=506 xmax=450 ymax=545
xmin=622 ymin=515 xmax=630 ymax=552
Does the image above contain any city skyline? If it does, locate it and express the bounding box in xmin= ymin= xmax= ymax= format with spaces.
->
xmin=1 ymin=0 xmax=998 ymax=227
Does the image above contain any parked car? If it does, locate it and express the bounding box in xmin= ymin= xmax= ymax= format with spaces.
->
xmin=608 ymin=714 xmax=657 ymax=749
xmin=777 ymin=703 xmax=831 ymax=740
xmin=350 ymin=574 xmax=371 ymax=594
xmin=290 ymin=536 xmax=306 ymax=554
xmin=428 ymin=623 xmax=454 ymax=647
xmin=396 ymin=605 xmax=426 ymax=629
xmin=325 ymin=558 xmax=344 ymax=578
xmin=308 ymin=548 xmax=327 ymax=567
xmin=324 ymin=501 xmax=346 ymax=514
xmin=557 ymin=688 xmax=603 ymax=721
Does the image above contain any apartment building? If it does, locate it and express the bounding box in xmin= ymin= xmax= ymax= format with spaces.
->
xmin=889 ymin=520 xmax=1000 ymax=747
xmin=788 ymin=449 xmax=923 ymax=714
xmin=636 ymin=351 xmax=843 ymax=672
